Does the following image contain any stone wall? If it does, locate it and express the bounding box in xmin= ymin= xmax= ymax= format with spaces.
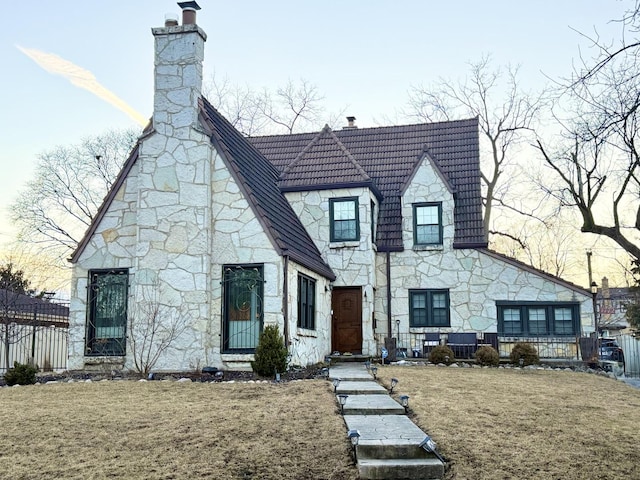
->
xmin=284 ymin=187 xmax=378 ymax=355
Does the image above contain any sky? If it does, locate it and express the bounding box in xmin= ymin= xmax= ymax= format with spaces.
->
xmin=0 ymin=0 xmax=633 ymax=282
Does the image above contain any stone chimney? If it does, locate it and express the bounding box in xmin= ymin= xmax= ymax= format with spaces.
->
xmin=151 ymin=1 xmax=207 ymax=136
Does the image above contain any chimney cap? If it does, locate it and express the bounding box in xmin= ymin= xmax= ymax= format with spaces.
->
xmin=347 ymin=116 xmax=356 ymax=122
xmin=178 ymin=1 xmax=201 ymax=10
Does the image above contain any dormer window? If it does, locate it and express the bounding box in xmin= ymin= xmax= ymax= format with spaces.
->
xmin=330 ymin=197 xmax=359 ymax=242
xmin=413 ymin=202 xmax=442 ymax=245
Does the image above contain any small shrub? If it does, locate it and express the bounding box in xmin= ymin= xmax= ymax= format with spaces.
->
xmin=509 ymin=342 xmax=539 ymax=366
xmin=251 ymin=325 xmax=288 ymax=377
xmin=429 ymin=345 xmax=455 ymax=365
xmin=475 ymin=346 xmax=500 ymax=366
xmin=4 ymin=361 xmax=38 ymax=386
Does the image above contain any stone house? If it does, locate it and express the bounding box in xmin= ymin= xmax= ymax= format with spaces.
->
xmin=68 ymin=2 xmax=594 ymax=372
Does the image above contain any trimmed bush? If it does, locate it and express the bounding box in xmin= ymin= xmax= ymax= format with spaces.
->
xmin=4 ymin=361 xmax=38 ymax=386
xmin=509 ymin=342 xmax=539 ymax=366
xmin=251 ymin=325 xmax=288 ymax=377
xmin=429 ymin=345 xmax=455 ymax=365
xmin=475 ymin=345 xmax=500 ymax=367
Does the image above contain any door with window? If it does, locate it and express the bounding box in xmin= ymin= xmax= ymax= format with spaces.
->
xmin=223 ymin=265 xmax=263 ymax=352
xmin=331 ymin=287 xmax=362 ymax=354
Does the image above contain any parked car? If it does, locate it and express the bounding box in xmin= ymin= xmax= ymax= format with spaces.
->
xmin=598 ymin=338 xmax=625 ymax=373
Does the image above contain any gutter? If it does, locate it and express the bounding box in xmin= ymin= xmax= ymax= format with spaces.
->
xmin=386 ymin=251 xmax=392 ymax=336
xmin=283 ymin=254 xmax=290 ymax=347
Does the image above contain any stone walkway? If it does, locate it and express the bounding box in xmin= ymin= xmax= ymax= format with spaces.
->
xmin=330 ymin=363 xmax=444 ymax=480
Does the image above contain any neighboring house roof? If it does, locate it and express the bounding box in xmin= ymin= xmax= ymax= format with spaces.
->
xmin=249 ymin=118 xmax=485 ymax=251
xmin=0 ymin=289 xmax=69 ymax=326
xmin=479 ymin=249 xmax=591 ymax=297
xmin=198 ymin=98 xmax=336 ymax=280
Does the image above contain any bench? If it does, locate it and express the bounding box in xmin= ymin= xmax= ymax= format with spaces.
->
xmin=447 ymin=333 xmax=478 ymax=359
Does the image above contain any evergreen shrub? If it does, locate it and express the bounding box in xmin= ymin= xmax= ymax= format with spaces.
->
xmin=251 ymin=325 xmax=288 ymax=377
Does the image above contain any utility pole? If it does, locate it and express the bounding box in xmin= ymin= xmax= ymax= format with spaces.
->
xmin=587 ymin=250 xmax=599 ymax=363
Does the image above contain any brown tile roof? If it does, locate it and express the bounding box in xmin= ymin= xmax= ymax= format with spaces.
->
xmin=199 ymin=98 xmax=335 ymax=280
xmin=249 ymin=118 xmax=486 ymax=251
xmin=279 ymin=125 xmax=376 ymax=193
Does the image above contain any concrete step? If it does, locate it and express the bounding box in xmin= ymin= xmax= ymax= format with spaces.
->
xmin=338 ymin=394 xmax=405 ymax=415
xmin=357 ymin=458 xmax=444 ymax=480
xmin=344 ymin=415 xmax=438 ymax=460
xmin=328 ymin=354 xmax=371 ymax=363
xmin=336 ymin=380 xmax=388 ymax=395
xmin=329 ymin=364 xmax=372 ymax=382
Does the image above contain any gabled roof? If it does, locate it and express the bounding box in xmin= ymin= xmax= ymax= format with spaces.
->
xmin=198 ymin=98 xmax=335 ymax=280
xmin=279 ymin=125 xmax=378 ymax=196
xmin=249 ymin=118 xmax=486 ymax=251
xmin=70 ymin=100 xmax=335 ymax=281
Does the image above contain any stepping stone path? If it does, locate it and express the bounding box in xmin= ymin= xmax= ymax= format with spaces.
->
xmin=330 ymin=363 xmax=444 ymax=480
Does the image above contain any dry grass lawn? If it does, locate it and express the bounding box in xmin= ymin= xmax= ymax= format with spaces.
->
xmin=0 ymin=379 xmax=357 ymax=480
xmin=378 ymin=366 xmax=640 ymax=480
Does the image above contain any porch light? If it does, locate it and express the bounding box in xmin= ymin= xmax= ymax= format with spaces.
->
xmin=390 ymin=377 xmax=399 ymax=393
xmin=371 ymin=366 xmax=378 ymax=379
xmin=419 ymin=435 xmax=444 ymax=463
xmin=337 ymin=394 xmax=349 ymax=414
xmin=333 ymin=377 xmax=341 ymax=392
xmin=399 ymin=394 xmax=410 ymax=413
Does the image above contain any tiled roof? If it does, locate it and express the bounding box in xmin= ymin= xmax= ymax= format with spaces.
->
xmin=249 ymin=118 xmax=486 ymax=250
xmin=279 ymin=125 xmax=374 ymax=192
xmin=199 ymin=98 xmax=335 ymax=280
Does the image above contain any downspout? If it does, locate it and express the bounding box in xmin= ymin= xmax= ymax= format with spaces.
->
xmin=283 ymin=254 xmax=289 ymax=348
xmin=386 ymin=251 xmax=392 ymax=337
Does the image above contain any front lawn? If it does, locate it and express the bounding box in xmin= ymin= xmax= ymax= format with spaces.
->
xmin=378 ymin=365 xmax=640 ymax=480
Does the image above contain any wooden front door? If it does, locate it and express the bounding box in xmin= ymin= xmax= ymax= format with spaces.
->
xmin=332 ymin=287 xmax=362 ymax=354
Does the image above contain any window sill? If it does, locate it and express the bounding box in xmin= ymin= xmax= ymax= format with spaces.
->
xmin=221 ymin=353 xmax=255 ymax=361
xmin=498 ymin=336 xmax=577 ymax=342
xmin=330 ymin=241 xmax=360 ymax=249
xmin=84 ymin=355 xmax=125 ymax=364
xmin=412 ymin=244 xmax=443 ymax=251
xmin=409 ymin=327 xmax=451 ymax=333
xmin=296 ymin=328 xmax=317 ymax=337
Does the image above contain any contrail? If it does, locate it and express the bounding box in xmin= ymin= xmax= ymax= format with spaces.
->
xmin=17 ymin=46 xmax=148 ymax=127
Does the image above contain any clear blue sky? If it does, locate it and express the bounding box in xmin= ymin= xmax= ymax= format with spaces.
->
xmin=0 ymin=0 xmax=630 ymax=245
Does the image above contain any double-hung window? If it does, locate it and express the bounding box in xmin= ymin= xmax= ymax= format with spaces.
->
xmin=409 ymin=289 xmax=450 ymax=327
xmin=330 ymin=197 xmax=359 ymax=242
xmin=86 ymin=269 xmax=128 ymax=356
xmin=413 ymin=203 xmax=442 ymax=245
xmin=497 ymin=302 xmax=579 ymax=336
xmin=297 ymin=274 xmax=316 ymax=330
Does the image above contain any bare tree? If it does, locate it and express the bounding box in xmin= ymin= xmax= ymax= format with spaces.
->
xmin=203 ymin=74 xmax=345 ymax=135
xmin=406 ymin=56 xmax=545 ymax=238
xmin=536 ymin=3 xmax=640 ymax=262
xmin=11 ymin=129 xmax=138 ymax=256
xmin=127 ymin=285 xmax=190 ymax=376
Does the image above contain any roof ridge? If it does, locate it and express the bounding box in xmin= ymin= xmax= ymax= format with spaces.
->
xmin=282 ymin=124 xmax=331 ymax=176
xmin=325 ymin=126 xmax=371 ymax=181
